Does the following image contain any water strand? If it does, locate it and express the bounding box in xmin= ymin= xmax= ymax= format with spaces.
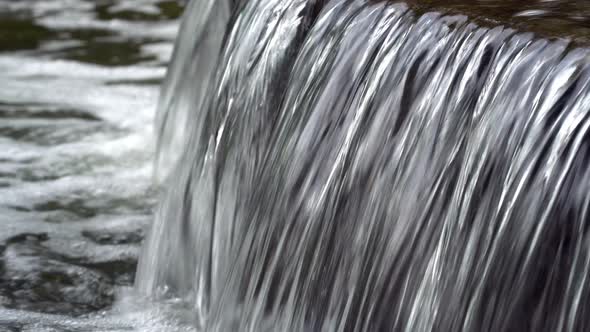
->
xmin=138 ymin=0 xmax=590 ymax=330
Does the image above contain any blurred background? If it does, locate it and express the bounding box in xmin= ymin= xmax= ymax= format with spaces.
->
xmin=0 ymin=0 xmax=186 ymax=327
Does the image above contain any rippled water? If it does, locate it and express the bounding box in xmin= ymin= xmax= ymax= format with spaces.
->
xmin=0 ymin=0 xmax=200 ymax=330
xmin=411 ymin=0 xmax=590 ymax=43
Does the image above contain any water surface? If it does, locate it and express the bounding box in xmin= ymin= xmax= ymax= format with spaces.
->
xmin=0 ymin=0 xmax=198 ymax=330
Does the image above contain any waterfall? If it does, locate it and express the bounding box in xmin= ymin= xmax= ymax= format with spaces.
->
xmin=137 ymin=0 xmax=590 ymax=330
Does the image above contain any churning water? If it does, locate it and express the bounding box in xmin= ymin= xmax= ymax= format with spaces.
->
xmin=3 ymin=0 xmax=590 ymax=331
xmin=0 ymin=0 xmax=201 ymax=330
xmin=138 ymin=0 xmax=590 ymax=331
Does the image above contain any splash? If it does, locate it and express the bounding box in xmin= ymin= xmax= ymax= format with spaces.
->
xmin=138 ymin=0 xmax=590 ymax=330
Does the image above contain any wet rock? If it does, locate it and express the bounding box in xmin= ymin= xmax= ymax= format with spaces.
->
xmin=0 ymin=233 xmax=115 ymax=316
xmin=81 ymin=229 xmax=143 ymax=245
xmin=80 ymin=259 xmax=137 ymax=286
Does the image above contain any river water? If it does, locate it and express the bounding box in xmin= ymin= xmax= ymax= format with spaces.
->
xmin=0 ymin=0 xmax=198 ymax=330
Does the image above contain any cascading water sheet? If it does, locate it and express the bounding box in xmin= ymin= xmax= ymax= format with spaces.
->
xmin=138 ymin=0 xmax=590 ymax=331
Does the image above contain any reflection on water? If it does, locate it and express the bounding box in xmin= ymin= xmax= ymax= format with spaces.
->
xmin=0 ymin=0 xmax=193 ymax=330
xmin=409 ymin=0 xmax=590 ymax=43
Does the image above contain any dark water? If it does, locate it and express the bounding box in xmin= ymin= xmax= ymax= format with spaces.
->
xmin=410 ymin=0 xmax=590 ymax=43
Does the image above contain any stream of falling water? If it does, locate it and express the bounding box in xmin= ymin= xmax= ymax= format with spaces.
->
xmin=138 ymin=0 xmax=590 ymax=331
